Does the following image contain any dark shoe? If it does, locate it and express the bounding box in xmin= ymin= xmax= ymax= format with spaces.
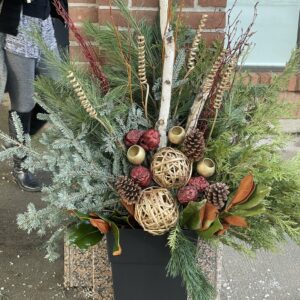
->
xmin=9 ymin=110 xmax=42 ymax=192
xmin=13 ymin=162 xmax=42 ymax=192
xmin=30 ymin=103 xmax=48 ymax=136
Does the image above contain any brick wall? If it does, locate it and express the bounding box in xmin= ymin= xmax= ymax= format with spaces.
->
xmin=68 ymin=0 xmax=227 ymax=62
xmin=67 ymin=0 xmax=299 ymax=118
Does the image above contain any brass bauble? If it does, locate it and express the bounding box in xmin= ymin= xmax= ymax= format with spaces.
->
xmin=196 ymin=158 xmax=216 ymax=178
xmin=127 ymin=145 xmax=146 ymax=165
xmin=168 ymin=126 xmax=186 ymax=145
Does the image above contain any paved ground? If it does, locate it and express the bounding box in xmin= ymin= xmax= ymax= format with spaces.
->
xmin=0 ymin=99 xmax=299 ymax=300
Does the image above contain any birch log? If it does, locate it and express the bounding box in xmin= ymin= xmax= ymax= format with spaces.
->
xmin=157 ymin=0 xmax=175 ymax=148
xmin=185 ymin=50 xmax=226 ymax=135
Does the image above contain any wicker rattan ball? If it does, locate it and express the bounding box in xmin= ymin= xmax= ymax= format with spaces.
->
xmin=134 ymin=187 xmax=179 ymax=235
xmin=151 ymin=147 xmax=192 ymax=189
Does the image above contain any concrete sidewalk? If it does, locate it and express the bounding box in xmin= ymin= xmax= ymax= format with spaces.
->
xmin=1 ymin=99 xmax=300 ymax=300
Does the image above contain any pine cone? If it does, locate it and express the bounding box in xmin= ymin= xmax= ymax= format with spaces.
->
xmin=182 ymin=129 xmax=205 ymax=161
xmin=205 ymin=182 xmax=230 ymax=210
xmin=115 ymin=176 xmax=142 ymax=205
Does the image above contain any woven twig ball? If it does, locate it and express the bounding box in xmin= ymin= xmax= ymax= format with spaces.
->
xmin=151 ymin=147 xmax=192 ymax=189
xmin=134 ymin=187 xmax=179 ymax=235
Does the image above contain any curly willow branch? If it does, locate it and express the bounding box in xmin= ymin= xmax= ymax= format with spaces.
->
xmin=187 ymin=14 xmax=208 ymax=72
xmin=67 ymin=71 xmax=111 ymax=133
xmin=137 ymin=35 xmax=150 ymax=119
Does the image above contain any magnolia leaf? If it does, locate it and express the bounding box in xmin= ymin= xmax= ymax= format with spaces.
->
xmin=224 ymin=215 xmax=248 ymax=227
xmin=121 ymin=200 xmax=135 ymax=216
xmin=202 ymin=202 xmax=219 ymax=230
xmin=90 ymin=218 xmax=110 ymax=234
xmin=67 ymin=221 xmax=104 ymax=250
xmin=69 ymin=210 xmax=90 ymax=220
xmin=235 ymin=185 xmax=271 ymax=210
xmin=101 ymin=217 xmax=122 ymax=256
xmin=198 ymin=218 xmax=223 ymax=239
xmin=216 ymin=223 xmax=230 ymax=236
xmin=226 ymin=174 xmax=255 ymax=210
xmin=110 ymin=213 xmax=135 ymax=229
xmin=232 ymin=204 xmax=266 ymax=217
xmin=180 ymin=200 xmax=206 ymax=230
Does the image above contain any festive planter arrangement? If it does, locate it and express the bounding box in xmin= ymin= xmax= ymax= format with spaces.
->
xmin=1 ymin=1 xmax=300 ymax=299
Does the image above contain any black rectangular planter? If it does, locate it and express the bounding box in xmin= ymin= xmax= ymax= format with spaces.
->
xmin=106 ymin=229 xmax=187 ymax=300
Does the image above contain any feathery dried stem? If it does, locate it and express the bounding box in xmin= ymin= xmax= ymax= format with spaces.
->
xmin=137 ymin=35 xmax=150 ymax=119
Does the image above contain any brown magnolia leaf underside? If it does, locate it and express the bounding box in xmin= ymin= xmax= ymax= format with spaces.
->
xmin=217 ymin=223 xmax=230 ymax=236
xmin=224 ymin=215 xmax=248 ymax=228
xmin=90 ymin=218 xmax=110 ymax=234
xmin=226 ymin=174 xmax=255 ymax=211
xmin=201 ymin=202 xmax=219 ymax=230
xmin=121 ymin=200 xmax=135 ymax=216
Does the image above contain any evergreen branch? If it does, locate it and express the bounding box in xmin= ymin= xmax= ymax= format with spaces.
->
xmin=167 ymin=226 xmax=216 ymax=300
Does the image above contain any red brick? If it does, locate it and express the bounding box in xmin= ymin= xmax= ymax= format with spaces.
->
xmin=131 ymin=0 xmax=194 ymax=7
xmin=259 ymin=72 xmax=272 ymax=84
xmin=97 ymin=0 xmax=128 ymax=5
xmin=98 ymin=9 xmax=158 ymax=26
xmin=288 ymin=75 xmax=298 ymax=92
xmin=69 ymin=7 xmax=98 ymax=22
xmin=182 ymin=12 xmax=225 ymax=29
xmin=199 ymin=0 xmax=227 ymax=7
xmin=71 ymin=0 xmax=96 ymax=3
xmin=250 ymin=72 xmax=260 ymax=84
xmin=202 ymin=32 xmax=225 ymax=45
xmin=132 ymin=0 xmax=158 ymax=7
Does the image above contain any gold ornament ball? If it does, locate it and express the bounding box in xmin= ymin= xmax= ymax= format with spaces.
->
xmin=134 ymin=187 xmax=179 ymax=235
xmin=151 ymin=147 xmax=192 ymax=188
xmin=168 ymin=126 xmax=186 ymax=145
xmin=196 ymin=158 xmax=216 ymax=177
xmin=127 ymin=145 xmax=146 ymax=165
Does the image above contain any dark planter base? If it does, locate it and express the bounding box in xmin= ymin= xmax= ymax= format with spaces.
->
xmin=107 ymin=229 xmax=187 ymax=300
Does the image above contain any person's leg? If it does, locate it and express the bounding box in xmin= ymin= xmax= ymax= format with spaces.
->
xmin=5 ymin=51 xmax=41 ymax=192
xmin=30 ymin=49 xmax=60 ymax=135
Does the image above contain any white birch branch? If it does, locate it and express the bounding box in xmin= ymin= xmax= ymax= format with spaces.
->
xmin=157 ymin=0 xmax=175 ymax=148
xmin=185 ymin=50 xmax=226 ymax=135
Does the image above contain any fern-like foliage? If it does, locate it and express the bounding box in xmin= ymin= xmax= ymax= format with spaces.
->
xmin=167 ymin=226 xmax=216 ymax=300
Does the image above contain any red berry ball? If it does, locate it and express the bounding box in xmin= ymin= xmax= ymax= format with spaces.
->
xmin=130 ymin=166 xmax=152 ymax=188
xmin=139 ymin=129 xmax=160 ymax=151
xmin=188 ymin=176 xmax=210 ymax=192
xmin=124 ymin=130 xmax=145 ymax=147
xmin=177 ymin=186 xmax=198 ymax=204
